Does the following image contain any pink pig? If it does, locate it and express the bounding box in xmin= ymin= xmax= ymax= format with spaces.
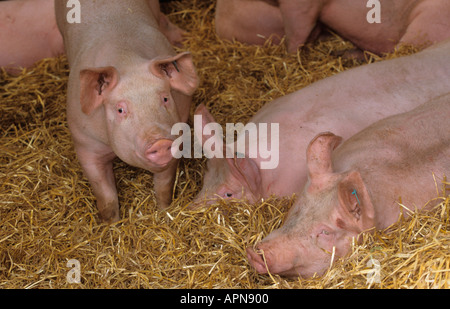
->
xmin=215 ymin=0 xmax=450 ymax=54
xmin=55 ymin=0 xmax=198 ymax=223
xmin=193 ymin=39 xmax=450 ymax=208
xmin=246 ymin=94 xmax=450 ymax=278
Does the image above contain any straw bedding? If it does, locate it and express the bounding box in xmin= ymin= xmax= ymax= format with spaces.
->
xmin=0 ymin=0 xmax=448 ymax=289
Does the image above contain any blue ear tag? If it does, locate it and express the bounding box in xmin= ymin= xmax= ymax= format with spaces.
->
xmin=351 ymin=189 xmax=361 ymax=205
xmin=172 ymin=61 xmax=180 ymax=72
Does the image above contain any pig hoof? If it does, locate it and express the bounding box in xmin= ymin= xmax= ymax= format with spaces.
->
xmin=98 ymin=204 xmax=120 ymax=224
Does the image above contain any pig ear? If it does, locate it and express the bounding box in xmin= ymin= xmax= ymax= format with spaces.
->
xmin=150 ymin=52 xmax=198 ymax=96
xmin=306 ymin=132 xmax=343 ymax=179
xmin=226 ymin=157 xmax=262 ymax=198
xmin=79 ymin=67 xmax=119 ymax=115
xmin=337 ymin=171 xmax=375 ymax=232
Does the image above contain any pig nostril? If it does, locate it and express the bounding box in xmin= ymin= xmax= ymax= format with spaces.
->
xmin=145 ymin=139 xmax=174 ymax=166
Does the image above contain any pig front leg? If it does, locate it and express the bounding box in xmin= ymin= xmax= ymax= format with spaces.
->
xmin=153 ymin=160 xmax=179 ymax=210
xmin=76 ymin=146 xmax=121 ymax=224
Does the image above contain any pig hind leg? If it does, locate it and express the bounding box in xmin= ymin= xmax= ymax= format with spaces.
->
xmin=147 ymin=0 xmax=186 ymax=47
xmin=399 ymin=2 xmax=450 ymax=49
xmin=158 ymin=14 xmax=187 ymax=48
xmin=215 ymin=0 xmax=285 ymax=45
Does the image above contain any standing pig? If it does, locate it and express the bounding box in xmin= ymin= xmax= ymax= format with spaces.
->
xmin=193 ymin=39 xmax=450 ymax=207
xmin=215 ymin=0 xmax=450 ymax=54
xmin=55 ymin=0 xmax=198 ymax=223
xmin=246 ymin=94 xmax=450 ymax=278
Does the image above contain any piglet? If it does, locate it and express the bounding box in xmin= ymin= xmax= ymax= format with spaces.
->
xmin=247 ymin=93 xmax=450 ymax=278
xmin=55 ymin=0 xmax=198 ymax=223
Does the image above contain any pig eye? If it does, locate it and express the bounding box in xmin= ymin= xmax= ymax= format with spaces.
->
xmin=163 ymin=97 xmax=169 ymax=103
xmin=116 ymin=102 xmax=128 ymax=117
xmin=320 ymin=230 xmax=330 ymax=236
xmin=224 ymin=192 xmax=233 ymax=198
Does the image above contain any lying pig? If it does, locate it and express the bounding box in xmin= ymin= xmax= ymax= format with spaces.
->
xmin=247 ymin=93 xmax=450 ymax=278
xmin=55 ymin=0 xmax=198 ymax=223
xmin=0 ymin=0 xmax=185 ymax=75
xmin=193 ymin=39 xmax=450 ymax=207
xmin=215 ymin=0 xmax=450 ymax=54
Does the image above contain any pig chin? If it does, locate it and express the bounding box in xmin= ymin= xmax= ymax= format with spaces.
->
xmin=266 ymin=258 xmax=330 ymax=279
xmin=247 ymin=242 xmax=331 ymax=279
xmin=268 ymin=257 xmax=330 ymax=279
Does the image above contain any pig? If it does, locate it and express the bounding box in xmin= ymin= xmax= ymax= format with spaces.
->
xmin=215 ymin=0 xmax=450 ymax=54
xmin=192 ymin=39 xmax=450 ymax=207
xmin=0 ymin=0 xmax=185 ymax=75
xmin=55 ymin=0 xmax=198 ymax=223
xmin=246 ymin=93 xmax=450 ymax=278
xmin=0 ymin=0 xmax=64 ymax=75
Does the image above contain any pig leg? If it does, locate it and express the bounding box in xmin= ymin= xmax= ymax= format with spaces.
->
xmin=215 ymin=0 xmax=285 ymax=46
xmin=152 ymin=160 xmax=178 ymax=210
xmin=148 ymin=0 xmax=186 ymax=47
xmin=399 ymin=1 xmax=450 ymax=49
xmin=0 ymin=0 xmax=63 ymax=75
xmin=278 ymin=0 xmax=322 ymax=52
xmin=158 ymin=13 xmax=186 ymax=48
xmin=76 ymin=147 xmax=121 ymax=224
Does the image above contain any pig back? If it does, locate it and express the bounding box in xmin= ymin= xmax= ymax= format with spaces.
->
xmin=55 ymin=0 xmax=164 ymax=64
xmin=336 ymin=93 xmax=450 ymax=172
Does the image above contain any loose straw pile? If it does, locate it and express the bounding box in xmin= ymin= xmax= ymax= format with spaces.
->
xmin=1 ymin=0 xmax=447 ymax=289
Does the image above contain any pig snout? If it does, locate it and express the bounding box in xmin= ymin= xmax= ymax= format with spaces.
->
xmin=246 ymin=243 xmax=299 ymax=277
xmin=145 ymin=139 xmax=174 ymax=167
xmin=246 ymin=236 xmax=327 ymax=278
xmin=246 ymin=247 xmax=269 ymax=274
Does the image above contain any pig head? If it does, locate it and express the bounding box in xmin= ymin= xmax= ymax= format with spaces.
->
xmin=77 ymin=53 xmax=197 ymax=170
xmin=247 ymin=133 xmax=375 ymax=278
xmin=191 ymin=104 xmax=263 ymax=206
